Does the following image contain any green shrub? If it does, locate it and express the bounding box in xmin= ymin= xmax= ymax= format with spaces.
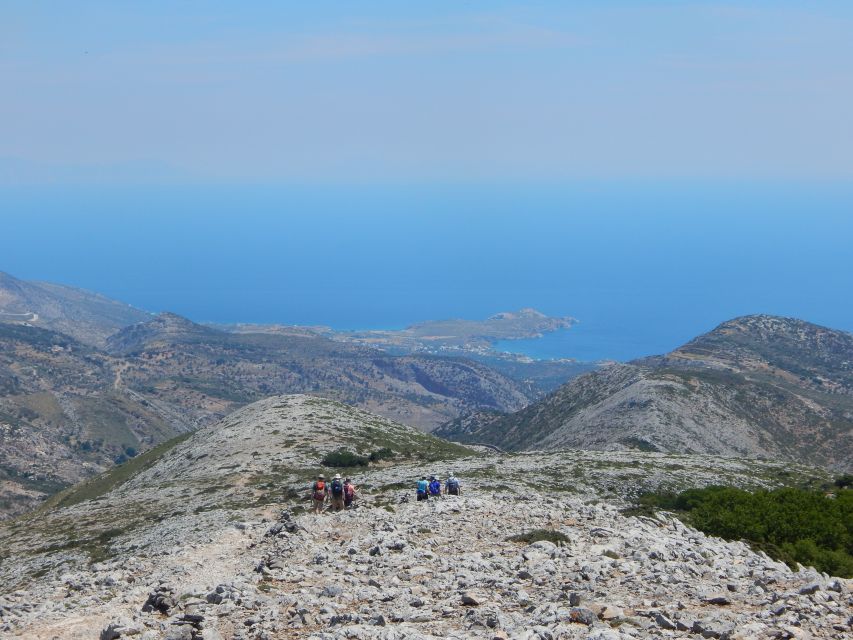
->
xmin=368 ymin=447 xmax=395 ymax=463
xmin=321 ymin=447 xmax=397 ymax=468
xmin=629 ymin=486 xmax=853 ymax=577
xmin=508 ymin=529 xmax=570 ymax=547
xmin=836 ymin=474 xmax=853 ymax=489
xmin=321 ymin=450 xmax=369 ymax=468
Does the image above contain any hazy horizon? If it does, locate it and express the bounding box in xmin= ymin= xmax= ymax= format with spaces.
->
xmin=4 ymin=182 xmax=852 ymax=361
xmin=3 ymin=2 xmax=852 ymax=360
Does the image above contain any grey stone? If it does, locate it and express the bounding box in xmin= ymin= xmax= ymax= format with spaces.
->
xmin=799 ymin=582 xmax=821 ymax=595
xmin=100 ymin=624 xmax=122 ymax=640
xmin=692 ymin=619 xmax=735 ymax=639
xmin=654 ymin=612 xmax=677 ymax=630
xmin=567 ymin=607 xmax=597 ymax=625
xmin=164 ymin=626 xmax=193 ymax=640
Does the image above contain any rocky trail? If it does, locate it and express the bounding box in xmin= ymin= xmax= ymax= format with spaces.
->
xmin=2 ymin=492 xmax=851 ymax=640
xmin=0 ymin=396 xmax=849 ymax=640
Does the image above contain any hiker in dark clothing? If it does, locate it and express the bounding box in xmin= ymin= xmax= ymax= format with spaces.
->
xmin=429 ymin=475 xmax=442 ymax=498
xmin=329 ymin=473 xmax=345 ymax=512
xmin=416 ymin=476 xmax=429 ymax=501
xmin=445 ymin=472 xmax=462 ymax=496
xmin=343 ymin=477 xmax=357 ymax=508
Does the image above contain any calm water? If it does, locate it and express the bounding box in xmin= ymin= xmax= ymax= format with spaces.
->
xmin=495 ymin=323 xmax=660 ymax=363
xmin=2 ymin=183 xmax=852 ymax=362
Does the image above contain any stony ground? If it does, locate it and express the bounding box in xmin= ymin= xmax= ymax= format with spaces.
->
xmin=0 ymin=395 xmax=848 ymax=640
xmin=2 ymin=493 xmax=850 ymax=640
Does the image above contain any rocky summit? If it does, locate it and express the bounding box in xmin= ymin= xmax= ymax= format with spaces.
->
xmin=1 ymin=395 xmax=848 ymax=640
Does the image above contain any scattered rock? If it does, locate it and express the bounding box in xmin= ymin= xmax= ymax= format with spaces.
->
xmin=799 ymin=582 xmax=821 ymax=595
xmin=654 ymin=612 xmax=677 ymax=630
xmin=568 ymin=607 xmax=597 ymax=625
xmin=703 ymin=593 xmax=732 ymax=606
xmin=142 ymin=586 xmax=177 ymax=614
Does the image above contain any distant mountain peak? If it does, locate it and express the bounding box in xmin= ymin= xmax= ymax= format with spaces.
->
xmin=151 ymin=311 xmax=203 ymax=327
xmin=712 ymin=314 xmax=827 ymax=334
xmin=105 ymin=311 xmax=222 ymax=354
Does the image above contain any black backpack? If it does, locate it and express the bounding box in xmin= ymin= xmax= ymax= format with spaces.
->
xmin=331 ymin=478 xmax=344 ymax=496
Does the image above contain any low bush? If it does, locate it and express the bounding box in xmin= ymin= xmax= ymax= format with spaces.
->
xmin=836 ymin=474 xmax=853 ymax=489
xmin=507 ymin=528 xmax=570 ymax=547
xmin=322 ymin=447 xmax=398 ymax=468
xmin=368 ymin=447 xmax=395 ymax=463
xmin=321 ymin=450 xmax=369 ymax=468
xmin=629 ymin=484 xmax=853 ymax=577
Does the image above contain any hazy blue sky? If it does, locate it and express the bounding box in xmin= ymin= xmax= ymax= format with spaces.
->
xmin=3 ymin=4 xmax=852 ymax=359
xmin=3 ymin=1 xmax=853 ymax=184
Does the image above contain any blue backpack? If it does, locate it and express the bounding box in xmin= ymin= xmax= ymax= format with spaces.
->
xmin=331 ymin=478 xmax=344 ymax=496
xmin=429 ymin=480 xmax=441 ymax=495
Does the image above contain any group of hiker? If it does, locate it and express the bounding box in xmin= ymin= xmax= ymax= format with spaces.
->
xmin=309 ymin=471 xmax=463 ymax=513
xmin=310 ymin=473 xmax=358 ymax=513
xmin=416 ymin=473 xmax=462 ymax=501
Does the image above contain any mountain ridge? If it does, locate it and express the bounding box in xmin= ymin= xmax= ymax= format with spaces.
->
xmin=0 ymin=312 xmax=535 ymax=518
xmin=0 ymin=271 xmax=151 ymax=347
xmin=436 ymin=314 xmax=853 ymax=470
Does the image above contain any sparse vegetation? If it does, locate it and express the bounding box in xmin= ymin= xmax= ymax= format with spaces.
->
xmin=368 ymin=447 xmax=395 ymax=463
xmin=321 ymin=450 xmax=370 ymax=468
xmin=321 ymin=446 xmax=416 ymax=468
xmin=508 ymin=528 xmax=570 ymax=546
xmin=628 ymin=484 xmax=853 ymax=577
xmin=41 ymin=431 xmax=193 ymax=510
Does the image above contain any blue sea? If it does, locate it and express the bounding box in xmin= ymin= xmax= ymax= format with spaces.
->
xmin=2 ymin=182 xmax=852 ymax=362
xmin=495 ymin=323 xmax=658 ymax=363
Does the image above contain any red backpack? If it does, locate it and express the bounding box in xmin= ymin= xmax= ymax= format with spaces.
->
xmin=313 ymin=480 xmax=326 ymax=500
xmin=344 ymin=483 xmax=355 ymax=500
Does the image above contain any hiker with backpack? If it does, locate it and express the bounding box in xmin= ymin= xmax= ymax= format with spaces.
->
xmin=311 ymin=474 xmax=327 ymax=513
xmin=416 ymin=476 xmax=429 ymax=502
xmin=329 ymin=473 xmax=346 ymax=512
xmin=445 ymin=472 xmax=462 ymax=496
xmin=429 ymin=475 xmax=442 ymax=498
xmin=343 ymin=477 xmax=357 ymax=509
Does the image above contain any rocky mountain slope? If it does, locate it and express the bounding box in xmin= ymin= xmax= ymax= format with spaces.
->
xmin=219 ymin=310 xmax=595 ymax=397
xmin=105 ymin=312 xmax=531 ymax=430
xmin=0 ymin=310 xmax=540 ymax=519
xmin=0 ymin=271 xmax=150 ymax=347
xmin=1 ymin=395 xmax=845 ymax=640
xmin=437 ymin=315 xmax=853 ymax=471
xmin=0 ymin=323 xmax=191 ymax=518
